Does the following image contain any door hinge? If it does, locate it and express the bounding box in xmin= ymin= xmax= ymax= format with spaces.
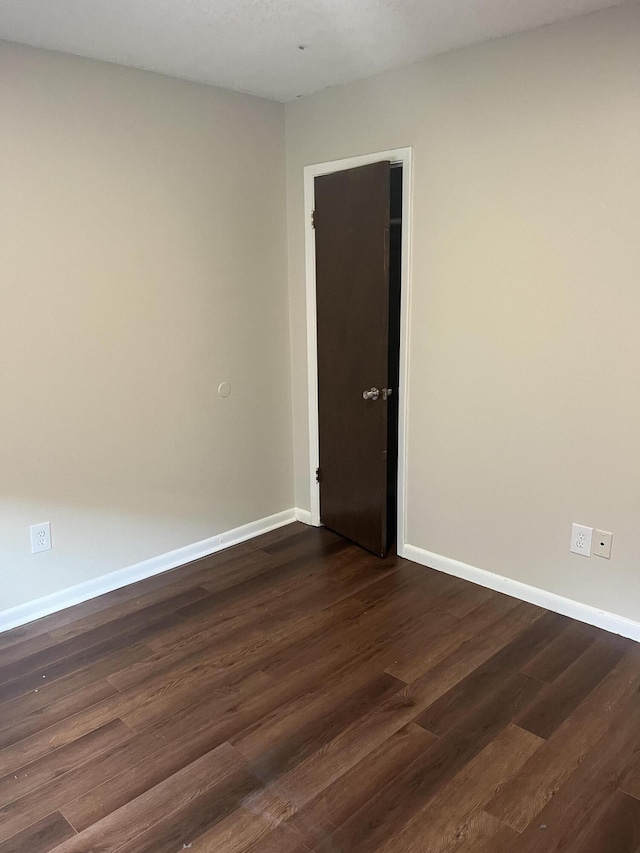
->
xmin=315 ymin=467 xmax=321 ymax=483
xmin=311 ymin=210 xmax=316 ymax=229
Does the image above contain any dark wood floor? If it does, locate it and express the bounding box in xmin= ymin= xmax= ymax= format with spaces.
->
xmin=1 ymin=523 xmax=640 ymax=852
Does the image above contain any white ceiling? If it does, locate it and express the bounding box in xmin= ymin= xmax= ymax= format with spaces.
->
xmin=0 ymin=0 xmax=625 ymax=101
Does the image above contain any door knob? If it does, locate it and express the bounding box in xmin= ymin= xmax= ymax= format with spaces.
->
xmin=362 ymin=387 xmax=380 ymax=400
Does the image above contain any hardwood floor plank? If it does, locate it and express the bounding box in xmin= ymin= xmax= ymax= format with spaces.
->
xmin=233 ymin=671 xmax=405 ymax=779
xmin=111 ymin=552 xmax=378 ymax=689
xmin=244 ymin=823 xmax=312 ymax=853
xmin=175 ymin=541 xmax=349 ymax=625
xmin=260 ymin=525 xmax=348 ymax=560
xmin=286 ymin=722 xmax=437 ymax=848
xmin=173 ymin=548 xmax=394 ymax=652
xmin=0 ymin=622 xmax=53 ymax=653
xmin=345 ymin=563 xmax=460 ymax=617
xmin=0 ymin=724 xmax=159 ymax=843
xmin=0 ymin=643 xmax=151 ymax=740
xmin=0 ymin=720 xmax=131 ymax=808
xmin=335 ymin=607 xmax=459 ymax=682
xmin=406 ymin=597 xmax=547 ymax=706
xmin=245 ymin=688 xmax=438 ymax=823
xmin=443 ymin=810 xmax=519 ymax=853
xmin=138 ymin=644 xmax=351 ymax=747
xmin=187 ymin=549 xmax=276 ymax=591
xmin=0 ymin=633 xmax=58 ymax=671
xmin=485 ymin=645 xmax=640 ymax=832
xmin=249 ymin=594 xmax=550 ymax=823
xmin=563 ymin=789 xmax=640 ymax=853
xmin=338 ymin=598 xmax=456 ymax=662
xmin=0 ymin=678 xmax=119 ymax=755
xmin=232 ymin=658 xmax=402 ymax=763
xmin=370 ymin=724 xmax=542 ymax=853
xmin=327 ymin=671 xmax=542 ymax=852
xmin=189 ymin=809 xmax=311 ymax=853
xmin=110 ymin=592 xmax=365 ymax=695
xmin=416 ymin=611 xmax=565 ymax=737
xmin=0 ymin=591 xmax=207 ymax=687
xmin=47 ymin=569 xmax=261 ymax=643
xmin=338 ymin=584 xmax=541 ymax=686
xmin=111 ymin=764 xmax=262 ymax=853
xmin=0 ymin=622 xmax=282 ymax=761
xmin=0 ymin=617 xmax=183 ymax=704
xmin=61 ymin=672 xmax=272 ymax=831
xmin=383 ymin=592 xmax=521 ymax=683
xmin=521 ymin=621 xmax=599 ymax=683
xmin=184 ymin=807 xmax=286 ymax=853
xmin=0 ymin=694 xmax=127 ymax=779
xmin=50 ymin=743 xmax=246 ymax=853
xmin=133 ymin=642 xmax=357 ymax=757
xmin=509 ymin=676 xmax=640 ymax=852
xmin=426 ymin=576 xmax=499 ymax=620
xmin=619 ymin=750 xmax=640 ymax=800
xmin=0 ymin=812 xmax=75 ymax=853
xmin=0 ymin=586 xmax=174 ymax=649
xmin=258 ymin=630 xmax=362 ymax=686
xmin=516 ymin=633 xmax=630 ymax=739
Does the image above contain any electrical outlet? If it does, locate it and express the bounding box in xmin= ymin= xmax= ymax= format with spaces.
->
xmin=570 ymin=523 xmax=592 ymax=557
xmin=593 ymin=530 xmax=613 ymax=559
xmin=30 ymin=522 xmax=52 ymax=554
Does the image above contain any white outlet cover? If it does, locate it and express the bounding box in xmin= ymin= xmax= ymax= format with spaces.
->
xmin=30 ymin=521 xmax=52 ymax=554
xmin=570 ymin=523 xmax=592 ymax=557
xmin=593 ymin=529 xmax=613 ymax=559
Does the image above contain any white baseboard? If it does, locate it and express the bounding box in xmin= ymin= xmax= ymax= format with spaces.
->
xmin=9 ymin=519 xmax=635 ymax=643
xmin=294 ymin=507 xmax=314 ymax=525
xmin=401 ymin=543 xmax=640 ymax=643
xmin=0 ymin=508 xmax=297 ymax=634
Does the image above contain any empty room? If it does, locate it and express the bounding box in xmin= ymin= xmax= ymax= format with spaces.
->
xmin=1 ymin=0 xmax=640 ymax=850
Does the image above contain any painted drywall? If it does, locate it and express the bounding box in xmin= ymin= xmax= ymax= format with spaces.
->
xmin=285 ymin=4 xmax=640 ymax=620
xmin=0 ymin=42 xmax=293 ymax=611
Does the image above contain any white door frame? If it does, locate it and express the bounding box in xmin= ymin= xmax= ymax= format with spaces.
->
xmin=303 ymin=147 xmax=413 ymax=555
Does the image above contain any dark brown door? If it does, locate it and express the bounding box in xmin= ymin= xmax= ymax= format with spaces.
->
xmin=314 ymin=161 xmax=391 ymax=557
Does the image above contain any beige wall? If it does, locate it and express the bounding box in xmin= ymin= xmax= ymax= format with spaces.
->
xmin=0 ymin=42 xmax=293 ymax=611
xmin=286 ymin=4 xmax=640 ymax=620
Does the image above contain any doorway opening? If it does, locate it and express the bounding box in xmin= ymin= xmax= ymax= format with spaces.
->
xmin=304 ymin=148 xmax=412 ymax=559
